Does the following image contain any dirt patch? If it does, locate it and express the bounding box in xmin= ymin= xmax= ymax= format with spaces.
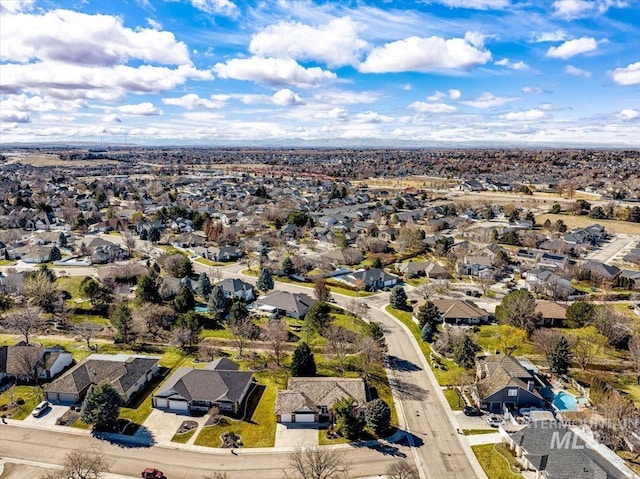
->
xmin=56 ymin=409 xmax=80 ymax=426
xmin=221 ymin=431 xmax=242 ymax=448
xmin=177 ymin=420 xmax=198 ymax=434
xmin=206 ymin=415 xmax=231 ymax=427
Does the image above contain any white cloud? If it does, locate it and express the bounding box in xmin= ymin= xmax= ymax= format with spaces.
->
xmin=0 ymin=110 xmax=31 ymax=123
xmin=102 ymin=113 xmax=122 ymax=123
xmin=187 ymin=0 xmax=237 ymax=16
xmin=495 ymin=58 xmax=530 ymax=70
xmin=0 ymin=0 xmax=34 ymax=14
xmin=546 ymin=37 xmax=597 ymax=59
xmin=428 ymin=91 xmax=446 ymax=101
xmin=1 ymin=9 xmax=191 ymax=66
xmin=552 ymin=0 xmax=627 ymax=19
xmin=162 ymin=93 xmax=230 ymax=109
xmin=313 ymin=90 xmax=380 ymax=105
xmin=533 ymin=30 xmax=568 ymax=42
xmin=502 ymin=109 xmax=548 ymax=121
xmin=427 ymin=0 xmax=510 ymax=9
xmin=522 ymin=86 xmax=544 ymax=94
xmin=249 ymin=17 xmax=367 ymax=68
xmin=409 ymin=101 xmax=457 ymax=113
xmin=358 ymin=35 xmax=491 ymax=73
xmin=461 ymin=92 xmax=514 ymax=108
xmin=565 ymin=65 xmax=591 ymax=77
xmin=272 ymin=89 xmax=305 ymax=106
xmin=354 ymin=111 xmax=393 ymax=123
xmin=214 ymin=56 xmax=336 ymax=87
xmin=313 ymin=108 xmax=349 ymax=120
xmin=619 ymin=109 xmax=639 ymax=120
xmin=117 ymin=103 xmax=162 ymax=116
xmin=403 ymin=84 xmax=412 ymax=91
xmin=449 ymin=89 xmax=461 ymax=100
xmin=147 ymin=18 xmax=162 ymax=30
xmin=610 ymin=62 xmax=640 ymax=85
xmin=1 ymin=94 xmax=85 ymax=112
xmin=464 ymin=31 xmax=487 ymax=48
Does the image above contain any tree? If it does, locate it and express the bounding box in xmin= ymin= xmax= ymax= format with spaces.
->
xmin=43 ymin=446 xmax=108 ymax=479
xmin=493 ymin=324 xmax=527 ymax=355
xmin=570 ymin=326 xmax=607 ymax=370
xmin=314 ymin=278 xmax=332 ymax=302
xmin=12 ymin=345 xmax=43 ymax=383
xmin=174 ymin=284 xmax=195 ymax=314
xmin=630 ymin=335 xmax=640 ymax=385
xmin=58 ymin=231 xmax=68 ymax=248
xmin=416 ymin=282 xmax=436 ymax=300
xmin=347 ymin=299 xmax=367 ymax=321
xmin=286 ymin=446 xmax=348 ymax=479
xmin=173 ymin=311 xmax=202 ymax=350
xmin=565 ymin=301 xmax=595 ymax=328
xmin=453 ymin=333 xmax=480 ymax=369
xmin=385 ymin=461 xmax=419 ymax=479
xmin=148 ymin=226 xmax=160 ymax=243
xmin=196 ymin=273 xmax=212 ymax=298
xmin=357 ymin=336 xmax=384 ymax=381
xmin=531 ymin=328 xmax=563 ymax=360
xmin=122 ymin=232 xmax=137 ymax=257
xmin=389 ymin=286 xmax=408 ymax=311
xmin=111 ymin=303 xmax=136 ymax=345
xmin=324 ymin=325 xmax=357 ymax=376
xmin=332 ymin=397 xmax=364 ymax=440
xmin=178 ymin=256 xmax=194 ymax=278
xmin=81 ymin=382 xmax=122 ymax=430
xmin=256 ymin=267 xmax=274 ymax=292
xmin=49 ymin=245 xmax=62 ymax=262
xmin=79 ymin=277 xmax=112 ymax=311
xmin=5 ymin=303 xmax=44 ymax=345
xmin=282 ymin=257 xmax=295 ymax=276
xmin=25 ymin=269 xmax=61 ymax=314
xmin=263 ymin=319 xmax=289 ymax=366
xmin=365 ymin=398 xmax=391 ymax=436
xmin=365 ymin=321 xmax=387 ymax=352
xmin=291 ymin=342 xmax=316 ymax=377
xmin=495 ymin=289 xmax=540 ymax=336
xmin=287 ymin=211 xmax=309 ymax=227
xmin=0 ymin=293 xmax=13 ymax=318
xmin=75 ymin=322 xmax=103 ymax=349
xmin=417 ymin=301 xmax=441 ymax=329
xmin=421 ymin=322 xmax=435 ymax=343
xmin=207 ymin=285 xmax=227 ymax=318
xmin=305 ymin=301 xmax=331 ymax=334
xmin=591 ymin=305 xmax=631 ymax=348
xmin=135 ymin=272 xmax=162 ymax=304
xmin=549 ymin=336 xmax=572 ymax=376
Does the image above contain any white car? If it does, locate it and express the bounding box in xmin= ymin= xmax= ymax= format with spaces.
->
xmin=32 ymin=400 xmax=50 ymax=417
xmin=487 ymin=416 xmax=504 ymax=427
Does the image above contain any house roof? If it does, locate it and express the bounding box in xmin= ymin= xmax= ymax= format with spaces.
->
xmin=349 ymin=268 xmax=397 ymax=284
xmin=0 ymin=345 xmax=44 ymax=375
xmin=534 ymin=301 xmax=567 ymax=320
xmin=45 ymin=354 xmax=159 ymax=399
xmin=476 ymin=355 xmax=543 ymax=401
xmin=255 ymin=291 xmax=317 ymax=316
xmin=275 ymin=377 xmax=367 ymax=415
xmin=155 ymin=361 xmax=253 ymax=404
xmin=219 ymin=278 xmax=253 ymax=294
xmin=430 ymin=299 xmax=488 ymax=320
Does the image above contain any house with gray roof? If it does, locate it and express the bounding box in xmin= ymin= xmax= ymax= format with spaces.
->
xmin=252 ymin=291 xmax=317 ymax=319
xmin=218 ymin=278 xmax=255 ymax=302
xmin=152 ymin=358 xmax=254 ymax=414
xmin=45 ymin=353 xmax=160 ymax=404
xmin=342 ymin=268 xmax=398 ymax=291
xmin=275 ymin=377 xmax=367 ymax=423
xmin=396 ymin=261 xmax=449 ymax=279
xmin=0 ymin=345 xmax=72 ymax=382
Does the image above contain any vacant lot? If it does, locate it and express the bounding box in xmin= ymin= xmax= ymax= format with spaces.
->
xmin=536 ymin=214 xmax=640 ymax=235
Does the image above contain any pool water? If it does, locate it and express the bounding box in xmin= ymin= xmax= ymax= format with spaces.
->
xmin=553 ymin=391 xmax=578 ymax=411
xmin=194 ymin=305 xmax=208 ymax=313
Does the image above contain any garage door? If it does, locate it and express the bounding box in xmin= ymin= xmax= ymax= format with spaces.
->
xmin=169 ymin=400 xmax=189 ymax=412
xmin=280 ymin=414 xmax=293 ymax=423
xmin=295 ymin=414 xmax=315 ymax=423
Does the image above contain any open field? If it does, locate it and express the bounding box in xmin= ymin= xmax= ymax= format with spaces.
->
xmin=536 ymin=213 xmax=640 ymax=235
xmin=3 ymin=153 xmax=120 ymax=168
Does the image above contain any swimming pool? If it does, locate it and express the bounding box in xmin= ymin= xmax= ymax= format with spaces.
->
xmin=194 ymin=305 xmax=208 ymax=313
xmin=552 ymin=391 xmax=578 ymax=412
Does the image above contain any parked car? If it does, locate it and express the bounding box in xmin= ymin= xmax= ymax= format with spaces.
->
xmin=141 ymin=468 xmax=164 ymax=479
xmin=463 ymin=406 xmax=482 ymax=416
xmin=32 ymin=400 xmax=50 ymax=417
xmin=487 ymin=416 xmax=504 ymax=427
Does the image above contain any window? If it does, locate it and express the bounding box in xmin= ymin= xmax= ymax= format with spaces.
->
xmin=508 ymin=389 xmax=518 ymax=397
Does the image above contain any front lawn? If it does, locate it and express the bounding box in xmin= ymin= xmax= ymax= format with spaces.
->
xmin=195 ymin=258 xmax=227 ymax=267
xmin=0 ymin=385 xmax=44 ymax=420
xmin=172 ymin=428 xmax=197 ymax=443
xmin=476 ymin=326 xmax=534 ymax=356
xmin=472 ymin=444 xmax=523 ymax=479
xmin=443 ymin=388 xmax=464 ymax=410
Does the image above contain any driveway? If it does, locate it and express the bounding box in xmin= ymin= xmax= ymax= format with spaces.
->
xmin=22 ymin=404 xmax=68 ymax=427
xmin=142 ymin=408 xmax=208 ymax=445
xmin=274 ymin=423 xmax=319 ymax=448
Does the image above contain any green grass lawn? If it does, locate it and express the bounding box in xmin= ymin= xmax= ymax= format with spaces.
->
xmin=622 ymin=385 xmax=640 ymax=408
xmin=472 ymin=444 xmax=523 ymax=479
xmin=0 ymin=259 xmax=16 ymax=266
xmin=0 ymin=385 xmax=44 ymax=420
xmin=171 ymin=428 xmax=197 ymax=443
xmin=443 ymin=388 xmax=464 ymax=410
xmin=318 ymin=427 xmax=351 ymax=445
xmin=195 ymin=258 xmax=227 ymax=267
xmin=464 ymin=429 xmax=499 ymax=435
xmin=476 ymin=325 xmax=534 ymax=356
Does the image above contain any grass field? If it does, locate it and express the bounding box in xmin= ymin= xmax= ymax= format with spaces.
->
xmin=472 ymin=444 xmax=523 ymax=479
xmin=443 ymin=388 xmax=464 ymax=410
xmin=0 ymin=385 xmax=44 ymax=420
xmin=536 ymin=213 xmax=640 ymax=235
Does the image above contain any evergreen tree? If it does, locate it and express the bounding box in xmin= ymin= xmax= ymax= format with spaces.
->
xmin=421 ymin=322 xmax=435 ymax=343
xmin=174 ymin=284 xmax=195 ymax=314
xmin=291 ymin=342 xmax=316 ymax=377
xmin=196 ymin=273 xmax=212 ymax=298
xmin=282 ymin=257 xmax=295 ymax=276
xmin=139 ymin=228 xmax=148 ymax=241
xmin=389 ymin=286 xmax=408 ymax=311
xmin=80 ymin=382 xmax=123 ymax=430
xmin=136 ymin=272 xmax=162 ymax=304
xmin=58 ymin=232 xmax=67 ymax=247
xmin=365 ymin=398 xmax=391 ymax=436
xmin=148 ymin=226 xmax=161 ymax=243
xmin=454 ymin=334 xmax=480 ymax=369
xmin=305 ymin=301 xmax=331 ymax=333
xmin=229 ymin=300 xmax=249 ymax=324
xmin=111 ymin=303 xmax=135 ymax=344
xmin=49 ymin=245 xmax=62 ymax=262
xmin=366 ymin=322 xmax=387 ymax=351
xmin=417 ymin=301 xmax=441 ymax=329
xmin=332 ymin=397 xmax=364 ymax=440
xmin=79 ymin=277 xmax=112 ymax=311
xmin=207 ymin=285 xmax=227 ymax=317
xmin=566 ymin=301 xmax=595 ymax=328
xmin=372 ymin=257 xmax=383 ymax=269
xmin=178 ymin=256 xmax=194 ymax=278
xmin=256 ymin=268 xmax=274 ymax=292
xmin=549 ymin=336 xmax=572 ymax=376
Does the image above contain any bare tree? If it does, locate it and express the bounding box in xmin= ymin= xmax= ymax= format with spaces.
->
xmin=122 ymin=231 xmax=137 ymax=257
xmin=263 ymin=319 xmax=289 ymax=366
xmin=629 ymin=335 xmax=640 ymax=385
xmin=324 ymin=325 xmax=357 ymax=376
xmin=357 ymin=336 xmax=384 ymax=381
xmin=591 ymin=305 xmax=631 ymax=347
xmin=230 ymin=318 xmax=256 ymax=358
xmin=5 ymin=303 xmax=44 ymax=345
xmin=13 ymin=346 xmax=43 ymax=383
xmin=285 ymin=446 xmax=349 ymax=479
xmin=347 ymin=299 xmax=367 ymax=320
xmin=570 ymin=327 xmax=607 ymax=370
xmin=314 ymin=278 xmax=332 ymax=302
xmin=43 ymin=446 xmax=108 ymax=479
xmin=133 ymin=303 xmax=172 ymax=339
xmin=416 ymin=282 xmax=436 ymax=300
xmin=75 ymin=322 xmax=103 ymax=349
xmin=385 ymin=460 xmax=420 ymax=479
xmin=531 ymin=329 xmax=564 ymax=360
xmin=25 ymin=269 xmax=62 ymax=315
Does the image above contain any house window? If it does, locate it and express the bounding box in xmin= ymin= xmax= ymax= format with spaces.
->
xmin=508 ymin=389 xmax=518 ymax=397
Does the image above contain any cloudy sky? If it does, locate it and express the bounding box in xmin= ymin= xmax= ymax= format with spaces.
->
xmin=1 ymin=0 xmax=639 ymax=146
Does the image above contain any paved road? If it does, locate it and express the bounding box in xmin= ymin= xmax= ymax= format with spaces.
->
xmin=587 ymin=235 xmax=636 ymax=264
xmin=0 ymin=425 xmax=403 ymax=479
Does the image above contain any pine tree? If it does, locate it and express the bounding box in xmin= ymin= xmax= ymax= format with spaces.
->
xmin=454 ymin=334 xmax=480 ymax=369
xmin=389 ymin=286 xmax=408 ymax=311
xmin=549 ymin=336 xmax=572 ymax=376
xmin=111 ymin=303 xmax=135 ymax=344
xmin=136 ymin=272 xmax=162 ymax=304
xmin=421 ymin=322 xmax=435 ymax=343
xmin=417 ymin=301 xmax=441 ymax=329
xmin=80 ymin=382 xmax=123 ymax=430
xmin=291 ymin=342 xmax=316 ymax=377
xmin=256 ymin=268 xmax=274 ymax=292
xmin=196 ymin=273 xmax=212 ymax=298
xmin=365 ymin=398 xmax=391 ymax=436
xmin=178 ymin=256 xmax=194 ymax=278
xmin=282 ymin=257 xmax=295 ymax=276
xmin=305 ymin=301 xmax=331 ymax=333
xmin=332 ymin=397 xmax=364 ymax=440
xmin=148 ymin=226 xmax=160 ymax=243
xmin=58 ymin=232 xmax=67 ymax=247
xmin=174 ymin=284 xmax=195 ymax=314
xmin=207 ymin=285 xmax=227 ymax=317
xmin=49 ymin=245 xmax=62 ymax=262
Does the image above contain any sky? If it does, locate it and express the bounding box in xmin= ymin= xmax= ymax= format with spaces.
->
xmin=1 ymin=0 xmax=639 ymax=147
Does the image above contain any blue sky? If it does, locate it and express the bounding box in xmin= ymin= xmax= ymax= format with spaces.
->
xmin=1 ymin=0 xmax=639 ymax=146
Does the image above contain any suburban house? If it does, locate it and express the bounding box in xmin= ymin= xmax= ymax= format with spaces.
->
xmin=44 ymin=353 xmax=160 ymax=404
xmin=581 ymin=260 xmax=621 ymax=283
xmin=526 ymin=268 xmax=576 ymax=300
xmin=472 ymin=355 xmax=546 ymax=412
xmin=428 ymin=299 xmax=490 ymax=325
xmin=534 ymin=301 xmax=567 ymax=327
xmin=396 ymin=261 xmax=449 ymax=279
xmin=506 ymin=422 xmax=630 ymax=479
xmin=456 ymin=256 xmax=494 ymax=278
xmin=564 ymin=224 xmax=607 ymax=246
xmin=218 ymin=278 xmax=255 ymax=302
xmin=152 ymin=358 xmax=254 ymax=415
xmin=194 ymin=246 xmax=244 ymax=262
xmin=91 ymin=243 xmax=129 ymax=264
xmin=0 ymin=345 xmax=72 ymax=382
xmin=275 ymin=377 xmax=367 ymax=423
xmin=342 ymin=268 xmax=398 ymax=291
xmin=252 ymin=291 xmax=317 ymax=319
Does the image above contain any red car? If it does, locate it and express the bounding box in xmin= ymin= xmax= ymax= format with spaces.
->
xmin=141 ymin=468 xmax=164 ymax=479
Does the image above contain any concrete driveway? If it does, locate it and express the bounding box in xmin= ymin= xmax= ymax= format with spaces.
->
xmin=274 ymin=423 xmax=319 ymax=448
xmin=142 ymin=408 xmax=209 ymax=445
xmin=22 ymin=404 xmax=68 ymax=427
